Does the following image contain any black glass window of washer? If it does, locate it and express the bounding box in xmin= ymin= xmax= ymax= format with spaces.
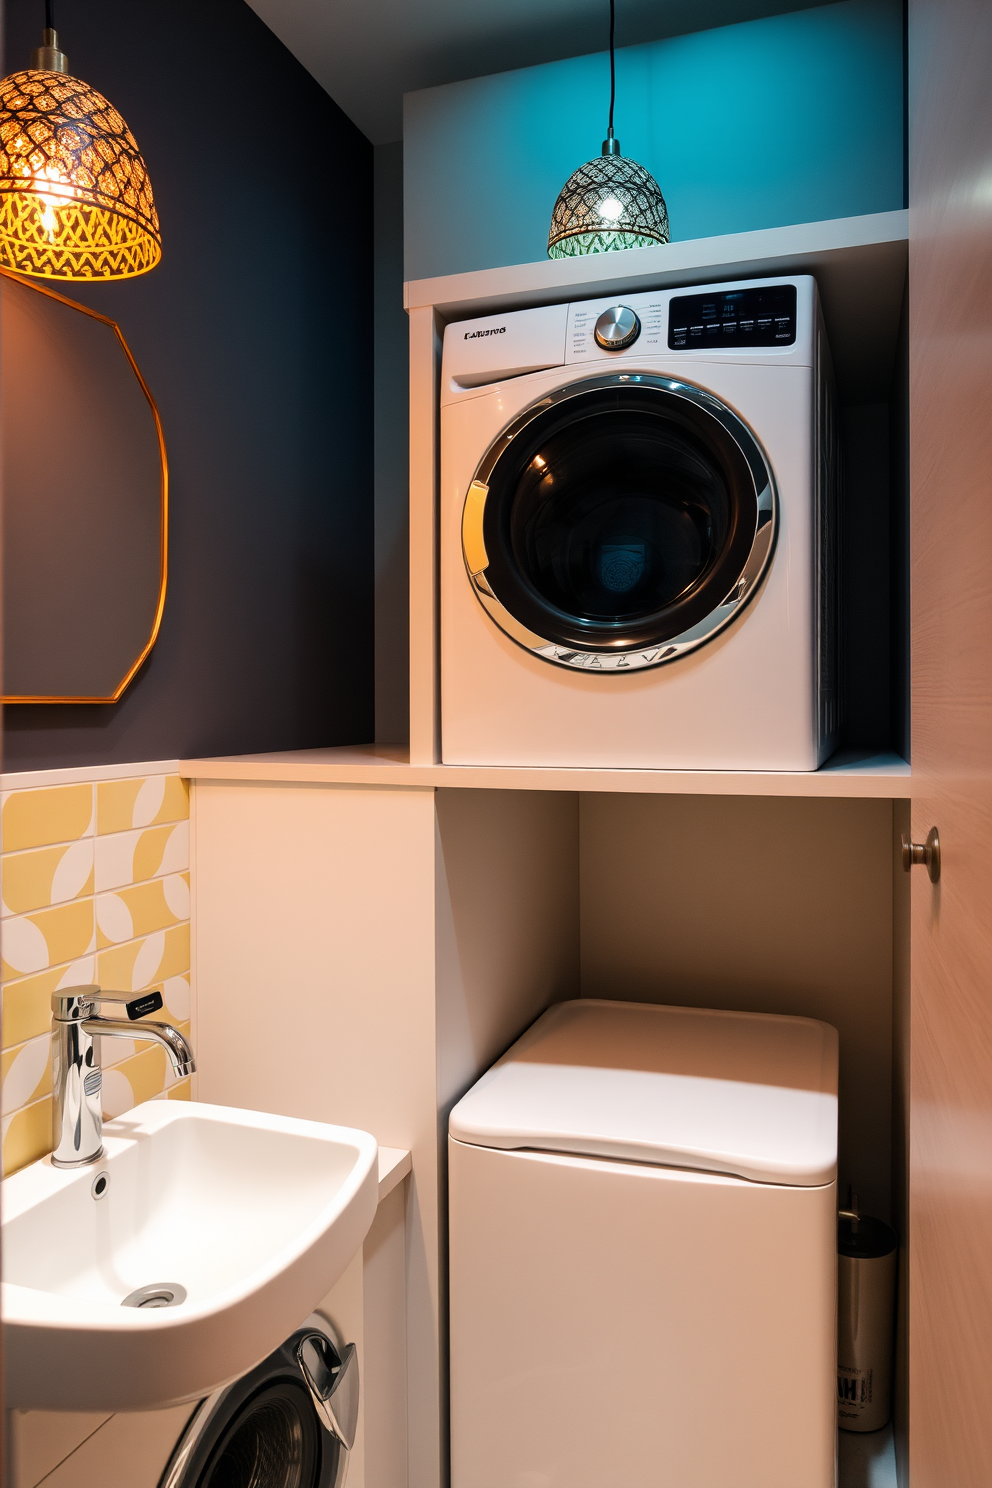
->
xmin=481 ymin=386 xmax=759 ymax=652
xmin=668 ymin=284 xmax=797 ymax=350
xmin=199 ymin=1381 xmax=322 ymax=1488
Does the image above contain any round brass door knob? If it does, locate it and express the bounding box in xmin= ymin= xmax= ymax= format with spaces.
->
xmin=902 ymin=827 xmax=940 ymax=883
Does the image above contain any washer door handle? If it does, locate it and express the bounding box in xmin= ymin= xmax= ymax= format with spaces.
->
xmin=297 ymin=1333 xmax=360 ymax=1451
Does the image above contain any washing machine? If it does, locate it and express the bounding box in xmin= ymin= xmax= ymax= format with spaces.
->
xmin=448 ymin=999 xmax=839 ymax=1488
xmin=440 ymin=275 xmax=841 ymax=769
xmin=9 ymin=1314 xmax=357 ymax=1488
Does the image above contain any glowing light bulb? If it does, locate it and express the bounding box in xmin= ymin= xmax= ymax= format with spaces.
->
xmin=598 ymin=196 xmax=625 ymax=224
xmin=34 ymin=163 xmax=67 ymax=237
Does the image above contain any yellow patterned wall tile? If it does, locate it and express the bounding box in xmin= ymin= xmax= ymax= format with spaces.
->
xmin=101 ymin=1033 xmax=139 ymax=1067
xmin=1 ymin=784 xmax=93 ymax=852
xmin=114 ymin=1042 xmax=168 ymax=1108
xmin=133 ymin=821 xmax=190 ymax=884
xmin=160 ymin=974 xmax=191 ymax=1022
xmin=2 ymin=968 xmax=62 ymax=1048
xmin=167 ymin=1077 xmax=191 ymax=1101
xmin=1 ymin=839 xmax=94 ymax=917
xmin=0 ymin=764 xmax=195 ymax=1176
xmin=1 ymin=900 xmax=95 ymax=980
xmin=96 ymin=874 xmax=190 ymax=947
xmin=2 ymin=1033 xmax=53 ymax=1113
xmin=96 ymin=922 xmax=190 ymax=993
xmin=2 ymin=960 xmax=99 ymax=1049
xmin=156 ymin=776 xmax=190 ymax=824
xmin=2 ymin=1096 xmax=53 ymax=1176
xmin=97 ymin=775 xmax=189 ymax=835
xmin=93 ymin=830 xmax=139 ymax=893
xmin=96 ymin=780 xmax=145 ymax=835
xmin=94 ymin=820 xmax=189 ymax=892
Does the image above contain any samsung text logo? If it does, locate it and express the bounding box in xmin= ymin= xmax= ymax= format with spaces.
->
xmin=464 ymin=326 xmax=506 ymax=339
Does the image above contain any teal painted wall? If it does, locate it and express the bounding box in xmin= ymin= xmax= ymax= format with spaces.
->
xmin=403 ymin=0 xmax=904 ymax=280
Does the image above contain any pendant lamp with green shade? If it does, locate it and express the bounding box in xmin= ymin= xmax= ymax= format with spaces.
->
xmin=548 ymin=0 xmax=669 ymax=258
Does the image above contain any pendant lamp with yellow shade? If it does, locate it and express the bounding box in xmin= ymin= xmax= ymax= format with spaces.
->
xmin=0 ymin=0 xmax=161 ymax=281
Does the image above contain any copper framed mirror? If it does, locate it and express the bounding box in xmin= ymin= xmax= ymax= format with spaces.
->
xmin=0 ymin=267 xmax=167 ymax=702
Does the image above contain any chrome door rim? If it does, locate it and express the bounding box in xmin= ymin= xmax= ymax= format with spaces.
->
xmin=159 ymin=1313 xmax=347 ymax=1488
xmin=461 ymin=372 xmax=777 ymax=671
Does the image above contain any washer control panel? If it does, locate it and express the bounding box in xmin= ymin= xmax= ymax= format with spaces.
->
xmin=569 ymin=297 xmax=664 ymax=359
xmin=668 ymin=284 xmax=797 ymax=350
xmin=553 ymin=278 xmax=810 ymax=375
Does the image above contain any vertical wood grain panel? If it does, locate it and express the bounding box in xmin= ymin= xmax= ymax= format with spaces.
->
xmin=909 ymin=0 xmax=992 ymax=1479
xmin=891 ymin=799 xmax=911 ymax=1485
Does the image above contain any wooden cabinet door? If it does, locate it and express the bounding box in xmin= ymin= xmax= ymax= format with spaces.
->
xmin=909 ymin=0 xmax=992 ymax=1482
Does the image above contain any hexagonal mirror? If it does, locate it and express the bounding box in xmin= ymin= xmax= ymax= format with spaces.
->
xmin=0 ymin=269 xmax=166 ymax=702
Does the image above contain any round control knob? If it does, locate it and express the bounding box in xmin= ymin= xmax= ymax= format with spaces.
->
xmin=594 ymin=304 xmax=641 ymax=351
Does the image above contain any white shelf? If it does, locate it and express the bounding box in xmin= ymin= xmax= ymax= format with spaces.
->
xmin=181 ymin=744 xmax=910 ymax=799
xmin=405 ymin=210 xmax=907 ymax=315
xmin=377 ymin=1145 xmax=412 ymax=1202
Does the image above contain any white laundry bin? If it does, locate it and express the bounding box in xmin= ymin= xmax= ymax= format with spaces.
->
xmin=448 ymin=999 xmax=839 ymax=1488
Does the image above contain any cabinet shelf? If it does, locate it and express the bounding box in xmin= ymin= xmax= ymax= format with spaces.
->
xmin=181 ymin=744 xmax=910 ymax=798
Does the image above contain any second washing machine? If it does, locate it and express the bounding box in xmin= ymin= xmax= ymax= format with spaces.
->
xmin=440 ymin=275 xmax=841 ymax=770
xmin=448 ymin=999 xmax=840 ymax=1488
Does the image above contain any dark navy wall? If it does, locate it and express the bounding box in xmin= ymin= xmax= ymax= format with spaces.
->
xmin=404 ymin=0 xmax=905 ymax=280
xmin=2 ymin=0 xmax=375 ymax=769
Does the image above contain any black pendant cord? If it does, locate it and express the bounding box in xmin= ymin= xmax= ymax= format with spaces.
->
xmin=608 ymin=0 xmax=616 ymax=139
xmin=45 ymin=0 xmax=55 ymax=33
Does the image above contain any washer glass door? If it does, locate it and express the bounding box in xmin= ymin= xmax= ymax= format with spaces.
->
xmin=162 ymin=1318 xmax=348 ymax=1488
xmin=196 ymin=1380 xmax=321 ymax=1488
xmin=465 ymin=375 xmax=775 ymax=671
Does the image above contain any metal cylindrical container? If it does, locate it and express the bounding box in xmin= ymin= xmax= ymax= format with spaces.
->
xmin=837 ymin=1212 xmax=898 ymax=1432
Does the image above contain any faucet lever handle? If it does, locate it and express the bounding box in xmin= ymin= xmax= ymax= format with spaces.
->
xmin=51 ymin=987 xmax=164 ymax=1021
xmin=97 ymin=991 xmax=164 ymax=1021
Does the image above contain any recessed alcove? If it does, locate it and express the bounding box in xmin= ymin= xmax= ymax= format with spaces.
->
xmin=187 ymin=763 xmax=909 ymax=1487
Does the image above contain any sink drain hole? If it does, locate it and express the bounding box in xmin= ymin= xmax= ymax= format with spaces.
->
xmin=121 ymin=1281 xmax=187 ymax=1309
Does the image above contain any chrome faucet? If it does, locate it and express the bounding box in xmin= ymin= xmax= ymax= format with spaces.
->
xmin=51 ymin=986 xmax=196 ymax=1168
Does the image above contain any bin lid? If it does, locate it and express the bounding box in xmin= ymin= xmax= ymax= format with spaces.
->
xmin=449 ymin=1000 xmax=838 ymax=1186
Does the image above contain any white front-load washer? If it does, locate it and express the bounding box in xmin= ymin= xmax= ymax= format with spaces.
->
xmin=10 ymin=1315 xmax=357 ymax=1488
xmin=440 ymin=276 xmax=841 ymax=769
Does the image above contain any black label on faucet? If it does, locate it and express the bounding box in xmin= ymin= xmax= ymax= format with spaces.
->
xmin=126 ymin=991 xmax=164 ymax=1020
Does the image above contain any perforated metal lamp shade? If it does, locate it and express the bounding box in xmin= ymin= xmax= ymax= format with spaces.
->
xmin=548 ymin=141 xmax=670 ymax=259
xmin=0 ymin=63 xmax=161 ymax=281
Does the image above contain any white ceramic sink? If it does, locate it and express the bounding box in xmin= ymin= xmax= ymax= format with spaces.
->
xmin=2 ymin=1100 xmax=379 ymax=1411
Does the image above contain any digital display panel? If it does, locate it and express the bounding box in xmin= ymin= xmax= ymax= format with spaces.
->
xmin=668 ymin=284 xmax=797 ymax=350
